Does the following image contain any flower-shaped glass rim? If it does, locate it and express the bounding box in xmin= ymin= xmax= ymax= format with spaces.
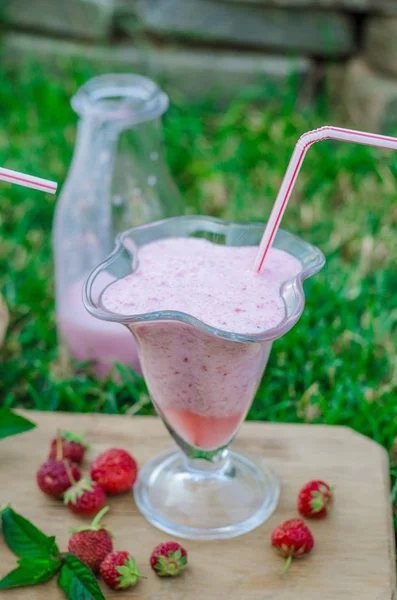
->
xmin=83 ymin=215 xmax=325 ymax=343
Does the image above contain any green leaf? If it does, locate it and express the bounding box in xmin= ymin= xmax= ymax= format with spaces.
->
xmin=58 ymin=554 xmax=106 ymax=600
xmin=64 ymin=478 xmax=93 ymax=506
xmin=311 ymin=491 xmax=322 ymax=499
xmin=0 ymin=557 xmax=61 ymax=589
xmin=0 ymin=409 xmax=35 ymax=440
xmin=62 ymin=431 xmax=90 ymax=450
xmin=2 ymin=507 xmax=59 ymax=559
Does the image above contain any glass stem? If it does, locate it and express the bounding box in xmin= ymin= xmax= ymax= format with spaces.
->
xmin=184 ymin=448 xmax=230 ymax=475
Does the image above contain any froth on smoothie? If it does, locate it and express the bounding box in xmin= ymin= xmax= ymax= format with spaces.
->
xmin=102 ymin=237 xmax=302 ymax=334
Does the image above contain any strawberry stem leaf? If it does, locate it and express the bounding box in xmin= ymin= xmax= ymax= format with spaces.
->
xmin=56 ymin=431 xmax=63 ymax=461
xmin=63 ymin=459 xmax=77 ymax=487
xmin=69 ymin=506 xmax=111 ymax=534
xmin=311 ymin=491 xmax=323 ymax=499
xmin=281 ymin=555 xmax=293 ymax=575
xmin=90 ymin=506 xmax=109 ymax=529
xmin=63 ymin=479 xmax=94 ymax=505
xmin=116 ymin=558 xmax=146 ymax=589
xmin=62 ymin=431 xmax=90 ymax=449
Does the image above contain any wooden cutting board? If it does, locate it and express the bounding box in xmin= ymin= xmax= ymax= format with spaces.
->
xmin=0 ymin=411 xmax=395 ymax=600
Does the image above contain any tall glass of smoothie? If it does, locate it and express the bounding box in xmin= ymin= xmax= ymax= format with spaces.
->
xmin=84 ymin=216 xmax=324 ymax=539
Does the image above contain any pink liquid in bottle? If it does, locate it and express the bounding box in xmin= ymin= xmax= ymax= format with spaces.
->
xmin=58 ymin=279 xmax=141 ymax=377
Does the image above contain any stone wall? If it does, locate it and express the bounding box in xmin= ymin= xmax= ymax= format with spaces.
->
xmin=3 ymin=0 xmax=397 ymax=131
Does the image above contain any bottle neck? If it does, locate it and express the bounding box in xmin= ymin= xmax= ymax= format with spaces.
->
xmin=67 ymin=72 xmax=170 ymax=191
xmin=68 ymin=115 xmax=163 ymax=182
xmin=61 ymin=108 xmax=181 ymax=252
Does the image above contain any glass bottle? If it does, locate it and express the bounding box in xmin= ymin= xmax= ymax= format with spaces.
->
xmin=53 ymin=74 xmax=182 ymax=377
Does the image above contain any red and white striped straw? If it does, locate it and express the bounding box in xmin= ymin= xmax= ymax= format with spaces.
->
xmin=252 ymin=125 xmax=397 ymax=272
xmin=0 ymin=167 xmax=57 ymax=194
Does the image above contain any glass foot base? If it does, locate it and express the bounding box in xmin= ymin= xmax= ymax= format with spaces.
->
xmin=134 ymin=448 xmax=280 ymax=540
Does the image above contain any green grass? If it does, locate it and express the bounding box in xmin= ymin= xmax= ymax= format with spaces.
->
xmin=0 ymin=59 xmax=396 ymax=515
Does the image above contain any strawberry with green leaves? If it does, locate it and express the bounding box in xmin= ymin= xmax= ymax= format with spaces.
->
xmin=64 ymin=478 xmax=106 ymax=516
xmin=297 ymin=480 xmax=334 ymax=519
xmin=271 ymin=518 xmax=314 ymax=573
xmin=150 ymin=541 xmax=187 ymax=577
xmin=67 ymin=506 xmax=113 ymax=573
xmin=37 ymin=435 xmax=81 ymax=499
xmin=100 ymin=551 xmax=144 ymax=590
xmin=49 ymin=431 xmax=89 ymax=464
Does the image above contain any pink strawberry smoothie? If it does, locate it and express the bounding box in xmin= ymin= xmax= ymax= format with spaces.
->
xmin=102 ymin=238 xmax=301 ymax=449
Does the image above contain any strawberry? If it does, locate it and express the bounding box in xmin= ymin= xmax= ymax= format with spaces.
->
xmin=150 ymin=541 xmax=187 ymax=577
xmin=49 ymin=431 xmax=89 ymax=464
xmin=297 ymin=480 xmax=334 ymax=519
xmin=91 ymin=448 xmax=138 ymax=495
xmin=37 ymin=460 xmax=81 ymax=498
xmin=271 ymin=518 xmax=314 ymax=573
xmin=100 ymin=551 xmax=144 ymax=590
xmin=67 ymin=506 xmax=113 ymax=572
xmin=37 ymin=432 xmax=81 ymax=498
xmin=64 ymin=478 xmax=106 ymax=516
